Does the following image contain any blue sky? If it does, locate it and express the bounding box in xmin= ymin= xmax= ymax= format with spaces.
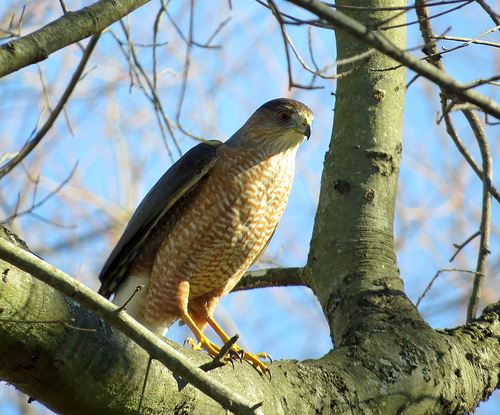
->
xmin=1 ymin=0 xmax=498 ymax=413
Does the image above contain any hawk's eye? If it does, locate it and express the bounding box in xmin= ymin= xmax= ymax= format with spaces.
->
xmin=277 ymin=111 xmax=291 ymax=122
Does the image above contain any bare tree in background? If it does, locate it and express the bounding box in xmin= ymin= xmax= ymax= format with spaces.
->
xmin=0 ymin=0 xmax=499 ymax=414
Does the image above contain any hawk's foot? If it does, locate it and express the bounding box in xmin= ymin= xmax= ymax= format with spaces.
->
xmin=184 ymin=335 xmax=224 ymax=359
xmin=225 ymin=341 xmax=272 ymax=379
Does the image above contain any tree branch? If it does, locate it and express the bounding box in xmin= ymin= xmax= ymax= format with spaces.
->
xmin=0 ymin=232 xmax=262 ymax=415
xmin=0 ymin=33 xmax=99 ymax=180
xmin=287 ymin=0 xmax=500 ymax=119
xmin=1 ymin=226 xmax=499 ymax=414
xmin=464 ymin=110 xmax=492 ymax=322
xmin=234 ymin=267 xmax=309 ymax=292
xmin=0 ymin=0 xmax=150 ymax=78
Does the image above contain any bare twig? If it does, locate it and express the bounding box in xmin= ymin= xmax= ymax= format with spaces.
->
xmin=464 ymin=110 xmax=492 ymax=322
xmin=199 ymin=334 xmax=239 ymax=372
xmin=378 ymin=0 xmax=474 ymax=30
xmin=2 ymin=163 xmax=79 ymax=224
xmin=416 ymin=268 xmax=477 ymax=308
xmin=286 ymin=28 xmax=373 ymax=80
xmin=449 ymin=231 xmax=480 ymax=262
xmin=116 ymin=284 xmax=144 ymax=312
xmin=413 ymin=0 xmax=500 ymax=204
xmin=0 ymin=237 xmax=262 ymax=415
xmin=268 ymin=0 xmax=322 ymax=90
xmin=0 ymin=0 xmax=149 ymax=78
xmin=287 ymin=0 xmax=500 ymax=118
xmin=326 ymin=0 xmax=470 ymax=12
xmin=0 ymin=34 xmax=100 ymax=180
xmin=116 ymin=22 xmax=181 ymax=157
xmin=475 ymin=0 xmax=500 ymax=25
xmin=431 ymin=34 xmax=500 ymax=49
xmin=424 ymin=25 xmax=500 ymax=60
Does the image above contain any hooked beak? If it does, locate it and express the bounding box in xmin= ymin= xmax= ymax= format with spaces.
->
xmin=303 ymin=123 xmax=311 ymax=140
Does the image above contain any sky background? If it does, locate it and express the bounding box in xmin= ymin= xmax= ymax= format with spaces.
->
xmin=0 ymin=0 xmax=499 ymax=413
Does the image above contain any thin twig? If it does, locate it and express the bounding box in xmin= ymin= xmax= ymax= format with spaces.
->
xmin=116 ymin=284 xmax=144 ymax=312
xmin=2 ymin=163 xmax=79 ymax=224
xmin=416 ymin=268 xmax=477 ymax=308
xmin=449 ymin=231 xmax=480 ymax=262
xmin=413 ymin=0 xmax=500 ymax=204
xmin=431 ymin=34 xmax=500 ymax=49
xmin=286 ymin=0 xmax=500 ymax=118
xmin=117 ymin=22 xmax=181 ymax=157
xmin=378 ymin=0 xmax=474 ymax=30
xmin=464 ymin=110 xmax=492 ymax=322
xmin=268 ymin=0 xmax=322 ymax=90
xmin=327 ymin=0 xmax=470 ymax=12
xmin=425 ymin=25 xmax=500 ymax=60
xmin=199 ymin=334 xmax=239 ymax=372
xmin=0 ymin=34 xmax=100 ymax=180
xmin=474 ymin=0 xmax=500 ymax=25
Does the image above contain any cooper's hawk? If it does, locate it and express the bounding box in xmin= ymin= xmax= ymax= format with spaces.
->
xmin=99 ymin=98 xmax=313 ymax=375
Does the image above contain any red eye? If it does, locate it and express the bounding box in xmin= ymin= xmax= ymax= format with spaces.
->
xmin=277 ymin=111 xmax=291 ymax=122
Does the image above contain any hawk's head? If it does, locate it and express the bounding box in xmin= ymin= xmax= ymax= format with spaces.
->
xmin=231 ymin=98 xmax=314 ymax=151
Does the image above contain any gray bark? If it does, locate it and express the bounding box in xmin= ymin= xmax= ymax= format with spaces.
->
xmin=0 ymin=0 xmax=499 ymax=414
xmin=0 ymin=0 xmax=150 ymax=78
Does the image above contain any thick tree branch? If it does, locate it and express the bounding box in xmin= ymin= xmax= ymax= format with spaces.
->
xmin=287 ymin=0 xmax=500 ymax=119
xmin=0 ymin=232 xmax=262 ymax=415
xmin=1 ymin=226 xmax=499 ymax=414
xmin=0 ymin=0 xmax=150 ymax=78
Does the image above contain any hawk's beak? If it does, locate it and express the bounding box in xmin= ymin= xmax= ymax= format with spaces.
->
xmin=303 ymin=124 xmax=311 ymax=140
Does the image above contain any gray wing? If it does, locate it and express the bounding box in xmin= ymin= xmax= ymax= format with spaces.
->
xmin=98 ymin=140 xmax=222 ymax=298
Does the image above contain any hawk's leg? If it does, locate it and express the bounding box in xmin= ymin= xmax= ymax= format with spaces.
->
xmin=180 ymin=310 xmax=224 ymax=358
xmin=205 ymin=315 xmax=271 ymax=377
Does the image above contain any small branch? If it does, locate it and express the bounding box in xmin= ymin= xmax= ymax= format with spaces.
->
xmin=199 ymin=334 xmax=240 ymax=372
xmin=416 ymin=268 xmax=477 ymax=308
xmin=2 ymin=163 xmax=79 ymax=224
xmin=287 ymin=0 xmax=500 ymax=118
xmin=0 ymin=35 xmax=100 ymax=180
xmin=116 ymin=22 xmax=181 ymax=159
xmin=474 ymin=0 xmax=500 ymax=25
xmin=414 ymin=0 xmax=500 ymax=204
xmin=0 ymin=0 xmax=149 ymax=78
xmin=234 ymin=267 xmax=308 ymax=292
xmin=116 ymin=284 xmax=144 ymax=312
xmin=449 ymin=230 xmax=480 ymax=262
xmin=464 ymin=110 xmax=492 ymax=322
xmin=268 ymin=0 xmax=323 ymax=90
xmin=431 ymin=35 xmax=500 ymax=49
xmin=0 ymin=237 xmax=262 ymax=415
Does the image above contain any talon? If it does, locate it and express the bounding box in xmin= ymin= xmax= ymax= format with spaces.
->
xmin=184 ymin=337 xmax=202 ymax=350
xmin=254 ymin=351 xmax=272 ymax=363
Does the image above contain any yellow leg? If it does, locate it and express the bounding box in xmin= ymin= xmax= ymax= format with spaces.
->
xmin=181 ymin=311 xmax=222 ymax=358
xmin=205 ymin=315 xmax=271 ymax=377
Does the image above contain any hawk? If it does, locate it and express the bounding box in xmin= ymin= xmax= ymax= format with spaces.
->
xmin=99 ymin=98 xmax=313 ymax=375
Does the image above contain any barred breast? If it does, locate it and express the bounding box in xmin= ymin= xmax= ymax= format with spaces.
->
xmin=143 ymin=144 xmax=298 ymax=325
